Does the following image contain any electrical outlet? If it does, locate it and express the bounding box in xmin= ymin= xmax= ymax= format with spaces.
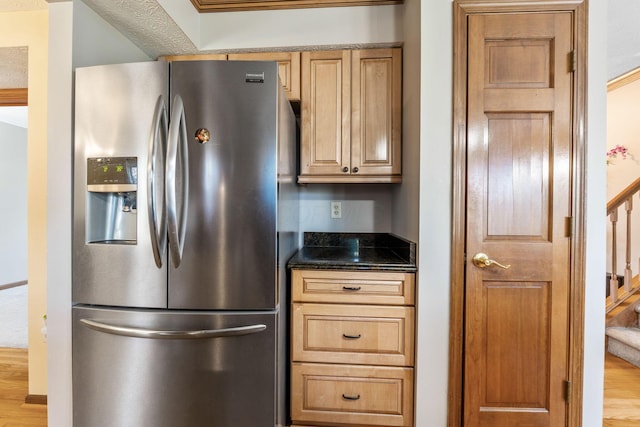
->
xmin=331 ymin=201 xmax=342 ymax=219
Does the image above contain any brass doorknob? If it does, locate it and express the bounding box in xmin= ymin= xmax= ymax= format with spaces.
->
xmin=472 ymin=253 xmax=511 ymax=270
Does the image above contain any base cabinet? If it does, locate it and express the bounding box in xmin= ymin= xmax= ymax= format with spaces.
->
xmin=290 ymin=269 xmax=415 ymax=427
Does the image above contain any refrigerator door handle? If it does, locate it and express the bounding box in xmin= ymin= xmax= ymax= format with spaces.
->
xmin=166 ymin=95 xmax=189 ymax=268
xmin=79 ymin=318 xmax=267 ymax=340
xmin=147 ymin=96 xmax=168 ymax=268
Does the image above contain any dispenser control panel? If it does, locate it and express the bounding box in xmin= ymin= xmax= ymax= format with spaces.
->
xmin=87 ymin=157 xmax=137 ymax=192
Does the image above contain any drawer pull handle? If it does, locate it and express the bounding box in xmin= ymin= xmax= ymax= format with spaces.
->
xmin=342 ymin=286 xmax=362 ymax=291
xmin=342 ymin=393 xmax=361 ymax=401
xmin=343 ymin=333 xmax=362 ymax=339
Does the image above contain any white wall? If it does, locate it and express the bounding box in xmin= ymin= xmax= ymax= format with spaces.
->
xmin=607 ymin=79 xmax=640 ymax=193
xmin=0 ymin=120 xmax=28 ymax=285
xmin=585 ymin=0 xmax=608 ymax=424
xmin=47 ymin=1 xmax=151 ymax=425
xmin=47 ymin=4 xmax=73 ymax=424
xmin=300 ymin=185 xmax=393 ymax=233
xmin=197 ymin=5 xmax=403 ymax=51
xmin=393 ymin=0 xmax=420 ymax=244
xmin=414 ymin=0 xmax=452 ymax=424
xmin=72 ymin=0 xmax=150 ymax=67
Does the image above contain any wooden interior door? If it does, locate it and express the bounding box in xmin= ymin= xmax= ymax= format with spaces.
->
xmin=464 ymin=11 xmax=573 ymax=427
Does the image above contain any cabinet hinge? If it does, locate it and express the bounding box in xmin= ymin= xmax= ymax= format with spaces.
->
xmin=564 ymin=216 xmax=573 ymax=238
xmin=570 ymin=50 xmax=577 ymax=72
xmin=564 ymin=380 xmax=572 ymax=402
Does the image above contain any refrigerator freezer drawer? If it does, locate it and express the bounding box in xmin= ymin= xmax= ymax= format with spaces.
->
xmin=73 ymin=306 xmax=280 ymax=427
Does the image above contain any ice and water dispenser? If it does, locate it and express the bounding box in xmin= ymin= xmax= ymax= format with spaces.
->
xmin=85 ymin=157 xmax=138 ymax=244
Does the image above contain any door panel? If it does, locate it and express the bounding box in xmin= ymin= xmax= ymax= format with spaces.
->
xmin=482 ymin=281 xmax=550 ymax=406
xmin=168 ymin=61 xmax=278 ymax=310
xmin=300 ymin=50 xmax=351 ymax=176
xmin=351 ymin=48 xmax=402 ymax=176
xmin=464 ymin=11 xmax=572 ymax=427
xmin=485 ymin=113 xmax=550 ymax=240
xmin=73 ymin=62 xmax=169 ymax=308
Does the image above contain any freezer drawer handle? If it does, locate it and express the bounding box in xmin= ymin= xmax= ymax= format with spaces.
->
xmin=79 ymin=319 xmax=266 ymax=340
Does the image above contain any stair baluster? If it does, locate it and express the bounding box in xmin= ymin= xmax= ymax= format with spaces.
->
xmin=610 ymin=209 xmax=619 ymax=304
xmin=625 ymin=197 xmax=633 ymax=293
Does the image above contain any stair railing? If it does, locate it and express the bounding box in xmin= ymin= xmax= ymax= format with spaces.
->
xmin=607 ymin=177 xmax=640 ymax=312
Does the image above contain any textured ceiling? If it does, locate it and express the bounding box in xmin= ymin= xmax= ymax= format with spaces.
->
xmin=0 ymin=0 xmax=45 ymax=88
xmin=608 ymin=0 xmax=640 ymax=80
xmin=80 ymin=0 xmax=198 ymax=58
xmin=0 ymin=47 xmax=28 ymax=89
xmin=0 ymin=0 xmax=47 ymax=12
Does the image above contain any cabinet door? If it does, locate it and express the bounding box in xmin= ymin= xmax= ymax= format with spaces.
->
xmin=351 ymin=48 xmax=402 ymax=177
xmin=300 ymin=50 xmax=351 ymax=178
xmin=228 ymin=51 xmax=300 ymax=101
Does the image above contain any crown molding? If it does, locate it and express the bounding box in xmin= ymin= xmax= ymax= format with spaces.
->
xmin=608 ymin=67 xmax=640 ymax=92
xmin=189 ymin=0 xmax=401 ymax=13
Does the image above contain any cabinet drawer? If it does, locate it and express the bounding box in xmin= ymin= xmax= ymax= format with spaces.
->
xmin=292 ymin=270 xmax=415 ymax=305
xmin=291 ymin=362 xmax=414 ymax=427
xmin=292 ymin=303 xmax=414 ymax=366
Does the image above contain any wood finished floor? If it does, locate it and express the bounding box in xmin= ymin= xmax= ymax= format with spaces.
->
xmin=0 ymin=348 xmax=47 ymax=427
xmin=0 ymin=347 xmax=639 ymax=426
xmin=604 ymin=351 xmax=640 ymax=427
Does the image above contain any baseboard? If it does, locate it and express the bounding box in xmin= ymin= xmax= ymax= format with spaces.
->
xmin=25 ymin=394 xmax=47 ymax=405
xmin=0 ymin=280 xmax=28 ymax=291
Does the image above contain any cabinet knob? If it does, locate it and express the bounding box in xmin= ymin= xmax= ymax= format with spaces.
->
xmin=352 ymin=167 xmax=359 ymax=173
xmin=342 ymin=166 xmax=349 ymax=173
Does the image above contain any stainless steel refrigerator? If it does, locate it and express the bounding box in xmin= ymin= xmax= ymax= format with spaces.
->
xmin=72 ymin=60 xmax=298 ymax=427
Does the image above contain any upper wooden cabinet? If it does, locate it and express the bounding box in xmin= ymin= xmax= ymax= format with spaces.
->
xmin=228 ymin=51 xmax=300 ymax=101
xmin=299 ymin=48 xmax=402 ymax=184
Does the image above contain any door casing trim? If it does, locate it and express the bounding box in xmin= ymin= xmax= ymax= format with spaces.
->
xmin=449 ymin=1 xmax=588 ymax=426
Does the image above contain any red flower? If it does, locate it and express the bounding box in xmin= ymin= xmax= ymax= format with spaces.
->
xmin=607 ymin=145 xmax=629 ymax=160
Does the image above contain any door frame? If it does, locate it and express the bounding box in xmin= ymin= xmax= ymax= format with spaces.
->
xmin=448 ymin=1 xmax=588 ymax=426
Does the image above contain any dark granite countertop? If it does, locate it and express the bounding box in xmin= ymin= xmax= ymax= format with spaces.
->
xmin=287 ymin=232 xmax=416 ymax=272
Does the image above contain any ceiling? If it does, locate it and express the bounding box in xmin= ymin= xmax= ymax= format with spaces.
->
xmin=0 ymin=0 xmax=639 ymax=126
xmin=608 ymin=0 xmax=640 ymax=80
